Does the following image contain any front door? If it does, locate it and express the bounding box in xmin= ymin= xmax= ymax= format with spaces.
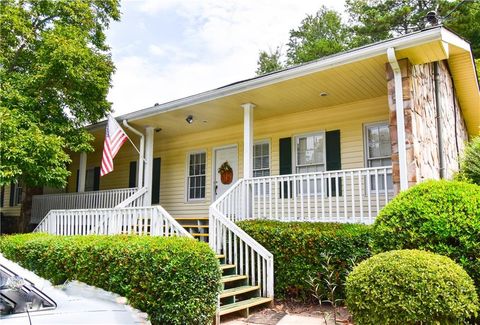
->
xmin=214 ymin=146 xmax=238 ymax=199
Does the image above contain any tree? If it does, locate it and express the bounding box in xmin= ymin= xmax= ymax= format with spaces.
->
xmin=255 ymin=6 xmax=349 ymax=75
xmin=286 ymin=6 xmax=350 ymax=65
xmin=346 ymin=0 xmax=480 ymax=56
xmin=0 ymin=0 xmax=120 ymax=231
xmin=256 ymin=47 xmax=284 ymax=75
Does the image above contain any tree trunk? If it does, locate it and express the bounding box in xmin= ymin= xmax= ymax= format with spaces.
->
xmin=19 ymin=186 xmax=43 ymax=233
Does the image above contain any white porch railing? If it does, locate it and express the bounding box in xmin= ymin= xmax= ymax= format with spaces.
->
xmin=217 ymin=166 xmax=393 ymax=225
xmin=33 ymin=206 xmax=192 ymax=238
xmin=31 ymin=188 xmax=138 ymax=224
xmin=210 ymin=180 xmax=275 ymax=299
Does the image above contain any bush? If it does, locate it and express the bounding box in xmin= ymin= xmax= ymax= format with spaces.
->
xmin=0 ymin=234 xmax=221 ymax=325
xmin=372 ymin=180 xmax=480 ymax=291
xmin=346 ymin=249 xmax=479 ymax=324
xmin=459 ymin=137 xmax=480 ymax=185
xmin=237 ymin=220 xmax=371 ymax=301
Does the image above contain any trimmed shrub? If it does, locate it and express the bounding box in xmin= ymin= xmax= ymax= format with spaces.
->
xmin=0 ymin=234 xmax=221 ymax=325
xmin=372 ymin=180 xmax=480 ymax=291
xmin=237 ymin=220 xmax=371 ymax=300
xmin=346 ymin=249 xmax=479 ymax=324
xmin=459 ymin=137 xmax=480 ymax=185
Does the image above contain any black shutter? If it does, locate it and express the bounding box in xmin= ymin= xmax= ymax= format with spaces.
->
xmin=279 ymin=138 xmax=292 ymax=198
xmin=279 ymin=138 xmax=292 ymax=175
xmin=93 ymin=167 xmax=101 ymax=191
xmin=326 ymin=130 xmax=341 ymax=196
xmin=152 ymin=158 xmax=161 ymax=204
xmin=76 ymin=169 xmax=80 ymax=192
xmin=129 ymin=161 xmax=137 ymax=188
xmin=0 ymin=186 xmax=4 ymax=208
xmin=9 ymin=182 xmax=15 ymax=207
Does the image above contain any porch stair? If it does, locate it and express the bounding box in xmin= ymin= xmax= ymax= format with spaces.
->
xmin=174 ymin=217 xmax=209 ymax=242
xmin=216 ymin=254 xmax=272 ymax=318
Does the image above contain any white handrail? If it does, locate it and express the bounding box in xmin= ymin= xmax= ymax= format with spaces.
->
xmin=209 ymin=180 xmax=274 ymax=299
xmin=33 ymin=206 xmax=193 ymax=238
xmin=115 ymin=187 xmax=148 ymax=208
xmin=31 ymin=188 xmax=138 ymax=223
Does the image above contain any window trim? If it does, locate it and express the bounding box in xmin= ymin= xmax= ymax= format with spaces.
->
xmin=185 ymin=150 xmax=207 ymax=203
xmin=363 ymin=121 xmax=392 ymax=168
xmin=293 ymin=131 xmax=327 ymax=174
xmin=253 ymin=139 xmax=271 ymax=178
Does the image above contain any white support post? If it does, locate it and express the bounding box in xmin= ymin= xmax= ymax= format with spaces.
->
xmin=242 ymin=103 xmax=255 ymax=179
xmin=78 ymin=152 xmax=87 ymax=192
xmin=144 ymin=126 xmax=154 ymax=206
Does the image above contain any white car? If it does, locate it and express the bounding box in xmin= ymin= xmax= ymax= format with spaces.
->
xmin=0 ymin=254 xmax=150 ymax=324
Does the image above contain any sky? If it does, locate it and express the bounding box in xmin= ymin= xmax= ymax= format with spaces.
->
xmin=106 ymin=0 xmax=347 ymax=116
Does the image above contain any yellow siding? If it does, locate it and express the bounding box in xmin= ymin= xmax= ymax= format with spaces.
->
xmin=68 ymin=96 xmax=389 ymax=217
xmin=0 ymin=184 xmax=21 ymax=217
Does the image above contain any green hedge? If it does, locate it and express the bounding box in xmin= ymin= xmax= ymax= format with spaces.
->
xmin=0 ymin=234 xmax=221 ymax=325
xmin=346 ymin=249 xmax=479 ymax=324
xmin=372 ymin=180 xmax=480 ymax=292
xmin=237 ymin=220 xmax=371 ymax=301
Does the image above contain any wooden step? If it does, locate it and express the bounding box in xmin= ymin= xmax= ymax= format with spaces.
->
xmin=175 ymin=217 xmax=209 ymax=221
xmin=220 ymin=285 xmax=260 ymax=299
xmin=182 ymin=225 xmax=209 ymax=228
xmin=191 ymin=233 xmax=209 ymax=237
xmin=219 ymin=297 xmax=273 ymax=316
xmin=220 ymin=274 xmax=247 ymax=284
xmin=216 ymin=254 xmax=225 ymax=259
xmin=220 ymin=264 xmax=235 ymax=271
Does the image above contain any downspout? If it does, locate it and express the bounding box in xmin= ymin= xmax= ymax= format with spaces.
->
xmin=123 ymin=120 xmax=145 ymax=188
xmin=433 ymin=62 xmax=445 ymax=178
xmin=387 ymin=48 xmax=408 ymax=191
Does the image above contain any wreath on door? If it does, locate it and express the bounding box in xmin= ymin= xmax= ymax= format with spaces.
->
xmin=218 ymin=161 xmax=233 ymax=185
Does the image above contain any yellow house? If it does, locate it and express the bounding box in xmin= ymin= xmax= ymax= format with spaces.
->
xmin=6 ymin=26 xmax=480 ymax=317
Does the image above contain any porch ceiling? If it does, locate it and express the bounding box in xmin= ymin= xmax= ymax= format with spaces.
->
xmin=117 ymin=55 xmax=390 ymax=140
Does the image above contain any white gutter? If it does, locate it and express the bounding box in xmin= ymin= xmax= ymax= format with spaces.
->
xmin=123 ymin=120 xmax=144 ymax=188
xmin=387 ymin=48 xmax=408 ymax=191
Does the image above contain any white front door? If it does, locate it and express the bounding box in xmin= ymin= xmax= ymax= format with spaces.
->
xmin=214 ymin=146 xmax=238 ymax=199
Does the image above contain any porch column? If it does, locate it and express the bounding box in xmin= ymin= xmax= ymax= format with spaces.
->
xmin=78 ymin=152 xmax=87 ymax=192
xmin=242 ymin=103 xmax=255 ymax=179
xmin=144 ymin=126 xmax=154 ymax=206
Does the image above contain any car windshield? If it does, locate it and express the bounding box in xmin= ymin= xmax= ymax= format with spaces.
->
xmin=0 ymin=264 xmax=56 ymax=316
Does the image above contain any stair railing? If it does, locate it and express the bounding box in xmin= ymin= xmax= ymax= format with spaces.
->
xmin=34 ymin=206 xmax=192 ymax=238
xmin=209 ymin=179 xmax=274 ymax=298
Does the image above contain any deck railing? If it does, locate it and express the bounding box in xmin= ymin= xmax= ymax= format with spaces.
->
xmin=210 ymin=180 xmax=274 ymax=299
xmin=217 ymin=166 xmax=393 ymax=225
xmin=34 ymin=206 xmax=192 ymax=238
xmin=31 ymin=188 xmax=138 ymax=224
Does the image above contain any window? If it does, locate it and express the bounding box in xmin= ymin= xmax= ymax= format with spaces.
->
xmin=365 ymin=123 xmax=393 ymax=190
xmin=187 ymin=152 xmax=206 ymax=200
xmin=295 ymin=132 xmax=326 ymax=173
xmin=14 ymin=184 xmax=22 ymax=205
xmin=253 ymin=141 xmax=270 ymax=177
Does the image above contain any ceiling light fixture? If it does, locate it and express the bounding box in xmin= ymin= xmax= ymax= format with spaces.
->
xmin=319 ymin=92 xmax=328 ymax=97
xmin=185 ymin=115 xmax=194 ymax=124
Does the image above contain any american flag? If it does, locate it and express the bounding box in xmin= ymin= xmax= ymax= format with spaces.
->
xmin=101 ymin=115 xmax=128 ymax=176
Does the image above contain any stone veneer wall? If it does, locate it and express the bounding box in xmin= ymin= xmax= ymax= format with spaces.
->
xmin=386 ymin=59 xmax=469 ymax=193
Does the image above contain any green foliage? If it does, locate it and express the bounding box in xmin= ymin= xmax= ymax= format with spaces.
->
xmin=346 ymin=0 xmax=480 ymax=56
xmin=458 ymin=137 xmax=480 ymax=185
xmin=0 ymin=0 xmax=120 ymax=187
xmin=346 ymin=249 xmax=479 ymax=324
xmin=372 ymin=180 xmax=480 ymax=292
xmin=286 ymin=6 xmax=349 ymax=65
xmin=256 ymin=47 xmax=284 ymax=75
xmin=0 ymin=234 xmax=221 ymax=325
xmin=237 ymin=220 xmax=371 ymax=300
